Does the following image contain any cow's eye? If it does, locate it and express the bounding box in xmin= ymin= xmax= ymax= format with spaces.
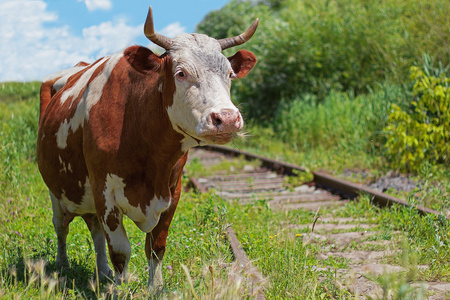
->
xmin=175 ymin=70 xmax=187 ymax=80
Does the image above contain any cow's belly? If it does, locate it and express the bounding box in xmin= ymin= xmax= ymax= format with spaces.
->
xmin=103 ymin=174 xmax=172 ymax=233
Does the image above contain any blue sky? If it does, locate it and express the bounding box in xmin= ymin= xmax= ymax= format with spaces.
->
xmin=0 ymin=0 xmax=229 ymax=82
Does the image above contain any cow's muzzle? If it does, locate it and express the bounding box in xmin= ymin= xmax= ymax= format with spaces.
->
xmin=210 ymin=109 xmax=243 ymax=133
xmin=201 ymin=109 xmax=243 ymax=144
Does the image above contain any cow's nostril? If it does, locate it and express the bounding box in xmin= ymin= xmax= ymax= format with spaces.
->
xmin=210 ymin=109 xmax=241 ymax=132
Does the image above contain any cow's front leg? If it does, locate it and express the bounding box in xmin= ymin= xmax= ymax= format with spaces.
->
xmin=146 ymin=185 xmax=182 ymax=289
xmin=99 ymin=206 xmax=131 ymax=285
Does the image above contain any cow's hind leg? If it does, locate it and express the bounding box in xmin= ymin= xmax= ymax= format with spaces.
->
xmin=50 ymin=192 xmax=70 ymax=268
xmin=82 ymin=215 xmax=113 ymax=280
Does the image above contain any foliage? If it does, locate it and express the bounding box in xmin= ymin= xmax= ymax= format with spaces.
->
xmin=198 ymin=0 xmax=450 ymax=119
xmin=274 ymin=84 xmax=406 ymax=156
xmin=384 ymin=59 xmax=450 ymax=172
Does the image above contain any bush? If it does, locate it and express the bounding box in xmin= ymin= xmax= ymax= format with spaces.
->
xmin=384 ymin=58 xmax=450 ymax=172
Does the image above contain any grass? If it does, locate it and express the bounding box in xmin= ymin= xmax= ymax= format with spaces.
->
xmin=1 ymin=81 xmax=449 ymax=299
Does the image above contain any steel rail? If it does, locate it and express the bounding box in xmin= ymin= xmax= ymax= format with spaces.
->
xmin=200 ymin=145 xmax=443 ymax=218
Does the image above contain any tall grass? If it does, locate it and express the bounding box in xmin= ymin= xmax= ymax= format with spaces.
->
xmin=274 ymin=84 xmax=408 ymax=155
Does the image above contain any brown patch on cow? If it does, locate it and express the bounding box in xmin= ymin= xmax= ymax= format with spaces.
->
xmin=161 ymin=56 xmax=175 ymax=108
xmin=37 ymin=58 xmax=111 ymax=204
xmin=81 ymin=214 xmax=96 ymax=231
xmin=106 ymin=206 xmax=120 ymax=231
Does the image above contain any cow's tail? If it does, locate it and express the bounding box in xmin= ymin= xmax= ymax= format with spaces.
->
xmin=39 ymin=79 xmax=56 ymax=123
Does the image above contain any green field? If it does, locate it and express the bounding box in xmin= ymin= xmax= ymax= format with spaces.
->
xmin=1 ymin=82 xmax=449 ymax=299
xmin=1 ymin=0 xmax=449 ymax=297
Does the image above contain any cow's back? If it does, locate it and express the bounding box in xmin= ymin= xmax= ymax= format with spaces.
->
xmin=39 ymin=62 xmax=89 ymax=122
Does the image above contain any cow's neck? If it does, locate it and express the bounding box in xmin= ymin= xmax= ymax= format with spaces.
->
xmin=125 ymin=58 xmax=187 ymax=192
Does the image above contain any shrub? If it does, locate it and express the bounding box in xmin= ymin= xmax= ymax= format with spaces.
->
xmin=384 ymin=59 xmax=450 ymax=172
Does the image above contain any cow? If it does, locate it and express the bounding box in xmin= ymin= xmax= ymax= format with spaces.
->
xmin=36 ymin=5 xmax=258 ymax=288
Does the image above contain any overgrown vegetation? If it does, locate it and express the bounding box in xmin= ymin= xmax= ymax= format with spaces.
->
xmin=198 ymin=0 xmax=449 ymax=186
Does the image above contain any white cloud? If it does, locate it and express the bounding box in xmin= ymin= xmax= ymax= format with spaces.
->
xmin=160 ymin=22 xmax=186 ymax=38
xmin=78 ymin=0 xmax=112 ymax=12
xmin=0 ymin=0 xmax=141 ymax=82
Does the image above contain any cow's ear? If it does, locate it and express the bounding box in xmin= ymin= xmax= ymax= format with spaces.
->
xmin=124 ymin=46 xmax=162 ymax=74
xmin=228 ymin=50 xmax=257 ymax=79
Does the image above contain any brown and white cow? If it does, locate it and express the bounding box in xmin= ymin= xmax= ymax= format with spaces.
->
xmin=36 ymin=6 xmax=257 ymax=287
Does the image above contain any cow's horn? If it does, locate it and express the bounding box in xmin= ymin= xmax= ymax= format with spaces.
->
xmin=144 ymin=6 xmax=173 ymax=50
xmin=218 ymin=18 xmax=259 ymax=51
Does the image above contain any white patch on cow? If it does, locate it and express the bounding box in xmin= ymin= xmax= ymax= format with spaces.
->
xmin=49 ymin=191 xmax=69 ymax=267
xmin=50 ymin=65 xmax=89 ymax=93
xmin=166 ymin=33 xmax=241 ymax=148
xmin=158 ymin=83 xmax=163 ymax=93
xmin=55 ymin=52 xmax=123 ymax=149
xmin=103 ymin=173 xmax=126 ymax=229
xmin=56 ymin=119 xmax=71 ymax=149
xmin=131 ymin=196 xmax=171 ymax=233
xmin=103 ymin=173 xmax=171 ymax=233
xmin=60 ymin=177 xmax=96 ymax=215
xmin=180 ymin=136 xmax=200 ymax=152
xmin=59 ymin=57 xmax=109 ymax=106
xmin=67 ymin=163 xmax=73 ymax=173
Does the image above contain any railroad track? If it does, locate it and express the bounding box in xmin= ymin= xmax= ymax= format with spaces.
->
xmin=185 ymin=145 xmax=449 ymax=299
xmin=188 ymin=145 xmax=440 ymax=216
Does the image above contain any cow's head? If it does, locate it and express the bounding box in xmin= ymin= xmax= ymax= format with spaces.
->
xmin=141 ymin=6 xmax=257 ymax=148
